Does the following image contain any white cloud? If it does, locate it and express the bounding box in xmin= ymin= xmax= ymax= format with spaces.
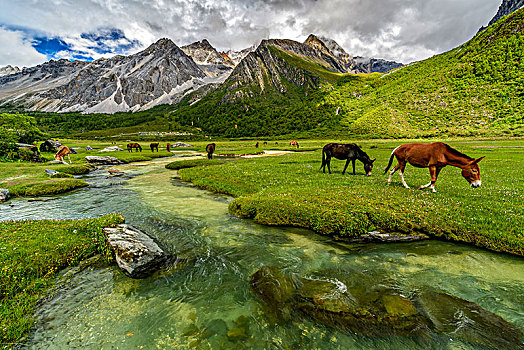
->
xmin=0 ymin=0 xmax=503 ymax=65
xmin=0 ymin=27 xmax=47 ymax=67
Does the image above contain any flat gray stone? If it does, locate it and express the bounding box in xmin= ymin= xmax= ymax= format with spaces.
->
xmin=103 ymin=224 xmax=169 ymax=278
xmin=99 ymin=146 xmax=124 ymax=152
xmin=85 ymin=156 xmax=124 ymax=165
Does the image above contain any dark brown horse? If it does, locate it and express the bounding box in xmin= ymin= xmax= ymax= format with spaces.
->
xmin=321 ymin=143 xmax=375 ymax=176
xmin=150 ymin=143 xmax=159 ymax=152
xmin=206 ymin=143 xmax=216 ymax=159
xmin=127 ymin=143 xmax=142 ymax=152
xmin=289 ymin=140 xmax=299 ymax=149
xmin=384 ymin=142 xmax=485 ymax=192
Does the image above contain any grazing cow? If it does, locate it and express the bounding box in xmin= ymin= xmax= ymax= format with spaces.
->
xmin=166 ymin=143 xmax=171 ymax=152
xmin=384 ymin=142 xmax=484 ymax=193
xmin=127 ymin=143 xmax=142 ymax=152
xmin=289 ymin=140 xmax=299 ymax=149
xmin=54 ymin=145 xmax=72 ymax=164
xmin=255 ymin=142 xmax=260 ymax=148
xmin=150 ymin=143 xmax=159 ymax=152
xmin=321 ymin=143 xmax=375 ymax=176
xmin=206 ymin=143 xmax=216 ymax=159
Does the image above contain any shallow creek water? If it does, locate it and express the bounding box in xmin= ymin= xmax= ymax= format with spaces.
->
xmin=2 ymin=156 xmax=523 ymax=349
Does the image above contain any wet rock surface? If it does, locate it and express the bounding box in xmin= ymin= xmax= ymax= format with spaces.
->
xmin=416 ymin=291 xmax=523 ymax=350
xmin=85 ymin=156 xmax=125 ymax=165
xmin=0 ymin=189 xmax=10 ymax=202
xmin=250 ymin=266 xmax=523 ymax=347
xmin=341 ymin=231 xmax=430 ymax=243
xmin=103 ymin=224 xmax=170 ymax=278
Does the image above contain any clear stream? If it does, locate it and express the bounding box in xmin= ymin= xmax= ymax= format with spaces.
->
xmin=2 ymin=156 xmax=523 ymax=349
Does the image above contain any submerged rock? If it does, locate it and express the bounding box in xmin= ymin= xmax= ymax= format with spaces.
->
xmin=417 ymin=291 xmax=523 ymax=350
xmin=0 ymin=189 xmax=10 ymax=202
xmin=103 ymin=224 xmax=170 ymax=278
xmin=249 ymin=265 xmax=298 ymax=321
xmin=249 ymin=266 xmax=522 ymax=345
xmin=85 ymin=156 xmax=124 ymax=165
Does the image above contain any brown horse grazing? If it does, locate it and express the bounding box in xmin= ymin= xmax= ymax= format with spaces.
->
xmin=150 ymin=143 xmax=159 ymax=152
xmin=384 ymin=142 xmax=485 ymax=192
xmin=263 ymin=141 xmax=267 ymax=145
xmin=289 ymin=140 xmax=299 ymax=149
xmin=127 ymin=143 xmax=142 ymax=152
xmin=206 ymin=143 xmax=216 ymax=159
xmin=321 ymin=143 xmax=375 ymax=176
xmin=54 ymin=145 xmax=72 ymax=164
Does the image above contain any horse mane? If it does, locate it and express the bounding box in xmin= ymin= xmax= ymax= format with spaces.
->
xmin=356 ymin=146 xmax=371 ymax=161
xmin=443 ymin=143 xmax=473 ymax=160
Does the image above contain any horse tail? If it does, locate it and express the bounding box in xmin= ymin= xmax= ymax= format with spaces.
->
xmin=320 ymin=147 xmax=326 ymax=170
xmin=383 ymin=151 xmax=395 ymax=175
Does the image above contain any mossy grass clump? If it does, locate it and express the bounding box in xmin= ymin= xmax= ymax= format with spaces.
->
xmin=4 ymin=179 xmax=88 ymax=197
xmin=49 ymin=172 xmax=74 ymax=179
xmin=179 ymin=139 xmax=524 ymax=256
xmin=0 ymin=213 xmax=125 ymax=347
xmin=165 ymin=158 xmax=225 ymax=170
xmin=57 ymin=163 xmax=93 ymax=175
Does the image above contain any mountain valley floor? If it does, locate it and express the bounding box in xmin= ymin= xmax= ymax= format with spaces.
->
xmin=1 ymin=137 xmax=523 ymax=348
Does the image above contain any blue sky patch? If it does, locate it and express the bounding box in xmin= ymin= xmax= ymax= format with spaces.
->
xmin=4 ymin=25 xmax=141 ymax=62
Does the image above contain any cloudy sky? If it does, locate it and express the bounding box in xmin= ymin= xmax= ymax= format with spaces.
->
xmin=0 ymin=0 xmax=501 ymax=68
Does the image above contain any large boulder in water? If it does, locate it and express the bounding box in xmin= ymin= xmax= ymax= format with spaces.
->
xmin=417 ymin=291 xmax=523 ymax=350
xmin=249 ymin=266 xmax=298 ymax=322
xmin=250 ymin=266 xmax=522 ymax=346
xmin=103 ymin=224 xmax=170 ymax=278
xmin=85 ymin=156 xmax=124 ymax=165
xmin=250 ymin=266 xmax=428 ymax=336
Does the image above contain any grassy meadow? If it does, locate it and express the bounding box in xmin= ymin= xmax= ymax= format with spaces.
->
xmin=178 ymin=138 xmax=524 ymax=256
xmin=0 ymin=140 xmax=175 ymax=199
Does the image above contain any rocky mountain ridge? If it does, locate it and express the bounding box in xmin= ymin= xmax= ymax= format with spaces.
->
xmin=181 ymin=39 xmax=235 ymax=79
xmin=0 ymin=65 xmax=21 ymax=77
xmin=0 ymin=38 xmax=211 ymax=113
xmin=221 ymin=34 xmax=402 ymax=104
xmin=487 ymin=0 xmax=524 ymax=26
xmin=0 ymin=34 xmax=401 ymax=113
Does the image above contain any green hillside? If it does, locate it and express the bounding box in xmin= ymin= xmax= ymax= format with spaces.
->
xmin=169 ymin=8 xmax=524 ymax=138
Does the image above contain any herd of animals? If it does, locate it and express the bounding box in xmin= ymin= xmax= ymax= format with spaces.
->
xmin=52 ymin=140 xmax=484 ymax=193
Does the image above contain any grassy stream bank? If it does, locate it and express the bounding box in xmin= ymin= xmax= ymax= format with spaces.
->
xmin=176 ymin=139 xmax=524 ymax=256
xmin=0 ymin=214 xmax=124 ymax=348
